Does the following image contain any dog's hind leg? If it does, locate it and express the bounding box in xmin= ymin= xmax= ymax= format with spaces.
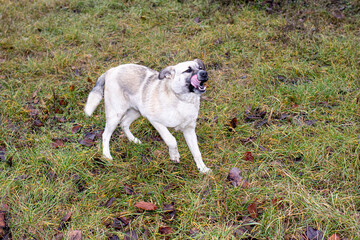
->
xmin=102 ymin=114 xmax=121 ymax=160
xmin=121 ymin=109 xmax=141 ymax=144
xmin=150 ymin=122 xmax=180 ymax=163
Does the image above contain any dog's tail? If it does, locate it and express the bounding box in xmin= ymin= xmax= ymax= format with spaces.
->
xmin=84 ymin=73 xmax=106 ymax=117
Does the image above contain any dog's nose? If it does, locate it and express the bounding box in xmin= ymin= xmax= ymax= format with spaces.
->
xmin=198 ymin=70 xmax=208 ymax=80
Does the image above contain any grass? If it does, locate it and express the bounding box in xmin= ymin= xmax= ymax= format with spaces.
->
xmin=1 ymin=0 xmax=360 ymax=239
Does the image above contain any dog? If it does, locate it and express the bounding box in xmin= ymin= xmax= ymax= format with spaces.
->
xmin=84 ymin=59 xmax=211 ymax=173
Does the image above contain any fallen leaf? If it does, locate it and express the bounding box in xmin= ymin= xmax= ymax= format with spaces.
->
xmin=332 ymin=9 xmax=345 ymax=19
xmin=227 ymin=167 xmax=241 ymax=186
xmin=124 ymin=230 xmax=138 ymax=240
xmin=233 ymin=225 xmax=247 ymax=237
xmin=124 ymin=184 xmax=136 ymax=195
xmin=53 ymin=232 xmax=63 ymax=240
xmin=104 ymin=197 xmax=115 ymax=208
xmin=0 ymin=212 xmax=6 ymax=228
xmin=92 ymin=157 xmax=106 ymax=168
xmin=33 ymin=119 xmax=44 ymax=127
xmin=159 ymin=226 xmax=173 ymax=235
xmin=0 ymin=210 xmax=10 ymax=239
xmin=189 ymin=227 xmax=199 ymax=238
xmin=57 ymin=117 xmax=67 ymax=123
xmin=241 ymin=216 xmax=257 ymax=231
xmin=247 ymin=200 xmax=258 ymax=218
xmin=230 ymin=117 xmax=237 ymax=129
xmin=111 ymin=216 xmax=129 ymax=230
xmin=108 ymin=234 xmax=119 ymax=240
xmin=306 ymin=226 xmax=324 ymax=240
xmin=51 ymin=139 xmax=65 ymax=148
xmin=304 ymin=119 xmax=317 ymax=126
xmin=163 ymin=202 xmax=176 ymax=221
xmin=71 ymin=124 xmax=82 ymax=133
xmin=141 ymin=153 xmax=152 ymax=164
xmin=72 ymin=174 xmax=86 ymax=192
xmin=79 ymin=137 xmax=95 ymax=147
xmin=135 ymin=201 xmax=157 ymax=211
xmin=271 ymin=197 xmax=284 ymax=210
xmin=325 ymin=146 xmax=335 ymax=156
xmin=0 ymin=147 xmax=6 ymax=162
xmin=14 ymin=174 xmax=31 ymax=180
xmin=214 ymin=37 xmax=223 ymax=45
xmin=243 ymin=151 xmax=254 ymax=161
xmin=328 ymin=233 xmax=341 ymax=240
xmin=68 ymin=230 xmax=82 ymax=240
xmin=58 ymin=211 xmax=72 ymax=230
xmin=240 ymin=136 xmax=255 ymax=145
xmin=227 ymin=167 xmax=249 ymax=188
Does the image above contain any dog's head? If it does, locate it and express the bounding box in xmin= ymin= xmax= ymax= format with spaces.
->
xmin=159 ymin=59 xmax=208 ymax=94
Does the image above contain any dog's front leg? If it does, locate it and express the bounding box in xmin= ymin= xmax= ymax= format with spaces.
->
xmin=182 ymin=127 xmax=211 ymax=174
xmin=150 ymin=122 xmax=180 ymax=162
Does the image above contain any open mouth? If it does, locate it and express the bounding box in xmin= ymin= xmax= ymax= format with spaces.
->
xmin=190 ymin=74 xmax=206 ymax=92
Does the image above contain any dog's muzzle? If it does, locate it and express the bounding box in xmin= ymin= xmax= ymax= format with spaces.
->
xmin=190 ymin=70 xmax=208 ymax=93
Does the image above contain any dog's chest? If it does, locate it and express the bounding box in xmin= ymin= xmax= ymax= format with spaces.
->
xmin=144 ymin=98 xmax=200 ymax=130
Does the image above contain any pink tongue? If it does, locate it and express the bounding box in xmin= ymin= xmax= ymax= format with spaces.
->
xmin=191 ymin=75 xmax=200 ymax=88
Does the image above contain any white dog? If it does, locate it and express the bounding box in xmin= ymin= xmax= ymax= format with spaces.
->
xmin=84 ymin=59 xmax=211 ymax=173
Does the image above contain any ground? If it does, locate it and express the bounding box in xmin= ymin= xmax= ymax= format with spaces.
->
xmin=0 ymin=0 xmax=360 ymax=239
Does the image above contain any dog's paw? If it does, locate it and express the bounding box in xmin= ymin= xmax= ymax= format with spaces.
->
xmin=199 ymin=166 xmax=212 ymax=174
xmin=169 ymin=151 xmax=180 ymax=163
xmin=131 ymin=138 xmax=142 ymax=144
xmin=103 ymin=154 xmax=113 ymax=160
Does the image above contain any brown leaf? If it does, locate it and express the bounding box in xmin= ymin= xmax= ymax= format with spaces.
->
xmin=104 ymin=197 xmax=115 ymax=208
xmin=243 ymin=151 xmax=254 ymax=161
xmin=0 ymin=212 xmax=6 ymax=228
xmin=108 ymin=234 xmax=119 ymax=240
xmin=227 ymin=167 xmax=242 ymax=187
xmin=111 ymin=216 xmax=129 ymax=230
xmin=58 ymin=211 xmax=72 ymax=230
xmin=53 ymin=232 xmax=63 ymax=240
xmin=124 ymin=184 xmax=136 ymax=195
xmin=0 ymin=147 xmax=6 ymax=162
xmin=240 ymin=136 xmax=255 ymax=145
xmin=0 ymin=210 xmax=10 ymax=239
xmin=159 ymin=226 xmax=173 ymax=235
xmin=271 ymin=197 xmax=284 ymax=210
xmin=124 ymin=230 xmax=138 ymax=240
xmin=51 ymin=139 xmax=65 ymax=148
xmin=33 ymin=119 xmax=44 ymax=127
xmin=230 ymin=117 xmax=238 ymax=129
xmin=306 ymin=226 xmax=324 ymax=240
xmin=135 ymin=201 xmax=157 ymax=211
xmin=79 ymin=137 xmax=95 ymax=147
xmin=163 ymin=202 xmax=176 ymax=221
xmin=214 ymin=37 xmax=223 ymax=45
xmin=68 ymin=230 xmax=82 ymax=240
xmin=14 ymin=174 xmax=31 ymax=180
xmin=227 ymin=167 xmax=249 ymax=188
xmin=332 ymin=10 xmax=345 ymax=19
xmin=189 ymin=227 xmax=199 ymax=237
xmin=247 ymin=201 xmax=258 ymax=218
xmin=71 ymin=124 xmax=82 ymax=134
xmin=328 ymin=233 xmax=341 ymax=240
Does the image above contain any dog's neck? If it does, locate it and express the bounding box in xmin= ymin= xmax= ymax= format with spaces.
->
xmin=175 ymin=92 xmax=201 ymax=105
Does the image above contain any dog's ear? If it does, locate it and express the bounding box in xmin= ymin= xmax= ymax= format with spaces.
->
xmin=194 ymin=59 xmax=206 ymax=70
xmin=159 ymin=66 xmax=174 ymax=80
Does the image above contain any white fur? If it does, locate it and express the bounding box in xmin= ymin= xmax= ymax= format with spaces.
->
xmin=84 ymin=60 xmax=211 ymax=173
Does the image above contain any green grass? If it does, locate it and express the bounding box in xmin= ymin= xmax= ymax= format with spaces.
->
xmin=1 ymin=0 xmax=360 ymax=239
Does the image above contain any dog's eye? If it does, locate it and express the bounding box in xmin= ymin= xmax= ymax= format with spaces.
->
xmin=184 ymin=67 xmax=192 ymax=73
